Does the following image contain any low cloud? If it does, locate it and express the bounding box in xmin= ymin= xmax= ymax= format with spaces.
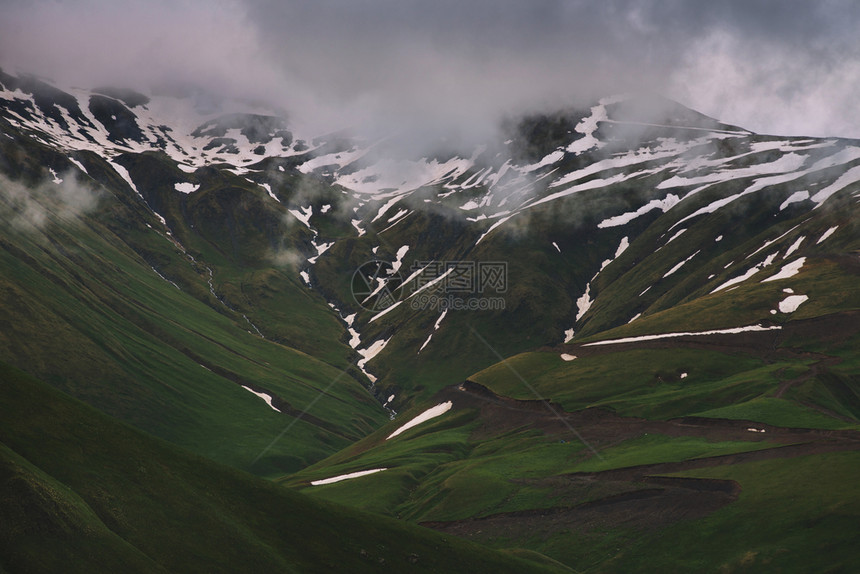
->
xmin=269 ymin=247 xmax=303 ymax=269
xmin=2 ymin=0 xmax=860 ymax=145
xmin=0 ymin=170 xmax=102 ymax=232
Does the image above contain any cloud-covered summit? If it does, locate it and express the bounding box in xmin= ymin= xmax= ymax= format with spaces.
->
xmin=2 ymin=0 xmax=859 ymax=140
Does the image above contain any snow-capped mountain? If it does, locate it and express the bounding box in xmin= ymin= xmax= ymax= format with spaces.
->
xmin=3 ymin=69 xmax=859 ymax=413
xmin=3 ymin=68 xmax=860 ymax=574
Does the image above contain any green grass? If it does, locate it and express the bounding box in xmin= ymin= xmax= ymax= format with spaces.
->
xmin=603 ymin=452 xmax=860 ymax=573
xmin=569 ymin=434 xmax=779 ymax=473
xmin=0 ymin=151 xmax=389 ymax=475
xmin=0 ymin=361 xmax=567 ymax=574
xmin=471 ymin=348 xmax=783 ymax=419
xmin=693 ymin=397 xmax=853 ymax=430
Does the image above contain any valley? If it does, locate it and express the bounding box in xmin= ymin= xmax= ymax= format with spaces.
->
xmin=1 ymin=68 xmax=859 ymax=572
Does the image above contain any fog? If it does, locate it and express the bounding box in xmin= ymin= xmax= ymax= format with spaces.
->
xmin=2 ymin=0 xmax=860 ymax=143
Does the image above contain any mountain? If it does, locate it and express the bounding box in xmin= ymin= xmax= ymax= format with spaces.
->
xmin=1 ymin=69 xmax=859 ymax=572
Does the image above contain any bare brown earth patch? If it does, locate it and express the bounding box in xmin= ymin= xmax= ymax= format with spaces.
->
xmin=423 ymin=362 xmax=859 ymax=542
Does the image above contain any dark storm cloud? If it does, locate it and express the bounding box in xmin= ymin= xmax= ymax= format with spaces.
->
xmin=1 ymin=0 xmax=859 ymax=138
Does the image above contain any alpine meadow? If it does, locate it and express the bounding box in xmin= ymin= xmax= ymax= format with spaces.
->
xmin=2 ymin=2 xmax=860 ymax=572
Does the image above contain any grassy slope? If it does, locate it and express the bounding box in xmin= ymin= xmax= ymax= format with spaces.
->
xmin=0 ymin=362 xmax=568 ymax=574
xmin=0 ymin=132 xmax=388 ymax=475
xmin=285 ymin=252 xmax=860 ymax=571
xmin=600 ymin=452 xmax=860 ymax=573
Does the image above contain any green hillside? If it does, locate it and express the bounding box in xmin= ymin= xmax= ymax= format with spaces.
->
xmin=0 ymin=362 xmax=567 ymax=574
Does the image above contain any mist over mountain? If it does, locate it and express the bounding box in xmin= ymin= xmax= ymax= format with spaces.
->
xmin=2 ymin=3 xmax=860 ymax=572
xmin=3 ymin=0 xmax=860 ymax=145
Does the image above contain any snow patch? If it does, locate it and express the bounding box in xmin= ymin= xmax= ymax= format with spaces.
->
xmin=311 ymin=468 xmax=387 ymax=486
xmin=762 ymin=258 xmax=806 ymax=282
xmin=387 ymin=401 xmax=453 ymax=439
xmin=288 ymin=206 xmax=313 ymax=229
xmin=598 ymin=194 xmax=681 ymax=228
xmin=560 ymin=353 xmax=577 ymax=361
xmin=663 ymin=250 xmax=700 ymax=278
xmin=261 ymin=182 xmax=280 ymax=202
xmin=780 ymin=190 xmax=809 ymax=210
xmin=357 ymin=337 xmax=391 ymax=382
xmin=392 ymin=245 xmax=410 ymax=273
xmin=68 ymin=158 xmax=88 ymax=174
xmin=576 ymin=284 xmax=593 ymax=321
xmin=816 ymin=226 xmax=838 ymax=244
xmin=241 ymin=386 xmax=281 ymax=413
xmin=583 ymin=324 xmax=782 ymax=347
xmin=811 ymin=165 xmax=860 ymax=206
xmin=174 ymin=182 xmax=199 ymax=194
xmin=778 ymin=294 xmax=809 ymax=313
xmin=784 ymin=236 xmax=804 ymax=258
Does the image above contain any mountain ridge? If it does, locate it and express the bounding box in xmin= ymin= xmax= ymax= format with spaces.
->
xmin=2 ymin=69 xmax=860 ymax=572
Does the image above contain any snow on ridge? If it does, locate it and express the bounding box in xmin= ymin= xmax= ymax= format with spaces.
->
xmin=780 ymin=190 xmax=809 ymax=210
xmin=261 ymin=182 xmax=280 ymax=202
xmin=565 ymin=95 xmax=626 ymax=155
xmin=417 ymin=333 xmax=434 ymax=353
xmin=307 ymin=239 xmax=334 ymax=264
xmin=784 ymin=237 xmax=804 ymax=258
xmin=68 ymin=157 xmax=88 ymax=174
xmin=663 ymin=250 xmax=700 ymax=278
xmin=659 ymin=152 xmax=807 ymax=191
xmin=762 ymin=257 xmax=806 ymax=283
xmin=746 ymin=224 xmax=801 ymax=261
xmin=369 ymin=300 xmax=402 ymax=323
xmin=310 ymin=468 xmax=387 ymax=486
xmin=664 ymin=228 xmax=687 ymax=246
xmin=523 ymin=149 xmax=565 ymax=172
xmin=387 ymin=401 xmax=453 ymax=439
xmin=712 ymin=264 xmax=764 ymax=293
xmin=583 ymin=324 xmax=782 ymax=347
xmin=357 ymin=337 xmax=391 ymax=382
xmin=816 ymin=226 xmax=838 ymax=244
xmin=596 ymin=236 xmax=630 ymax=275
xmin=598 ymin=194 xmax=681 ymax=228
xmin=392 ymin=245 xmax=410 ymax=273
xmin=713 ymin=249 xmax=783 ymax=293
xmin=288 ymin=206 xmax=313 ymax=229
xmin=575 ymin=283 xmax=593 ymax=321
xmin=418 ymin=309 xmax=448 ymax=354
xmin=433 ymin=309 xmax=448 ymax=330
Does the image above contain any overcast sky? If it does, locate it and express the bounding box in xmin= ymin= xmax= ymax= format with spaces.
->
xmin=2 ymin=0 xmax=859 ymax=140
